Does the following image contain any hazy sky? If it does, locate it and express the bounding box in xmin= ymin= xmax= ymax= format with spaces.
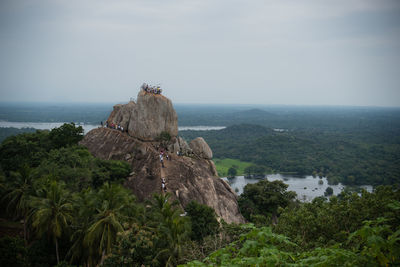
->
xmin=1 ymin=0 xmax=400 ymax=106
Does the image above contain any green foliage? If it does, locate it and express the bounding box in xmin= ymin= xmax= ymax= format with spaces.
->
xmin=274 ymin=186 xmax=400 ymax=249
xmin=35 ymin=146 xmax=130 ymax=190
xmin=325 ymin=186 xmax=334 ymax=196
xmin=49 ymin=123 xmax=84 ymax=149
xmin=181 ymin=122 xmax=400 ymax=186
xmin=0 ymin=123 xmax=84 ymax=175
xmin=238 ymin=179 xmax=297 ymax=222
xmin=149 ymin=193 xmax=191 ymax=266
xmin=157 ymin=131 xmax=172 ymax=142
xmin=0 ymin=130 xmax=51 ymax=173
xmin=27 ymin=237 xmax=57 ymax=267
xmin=212 ymin=158 xmax=253 ymax=177
xmin=185 ymin=201 xmax=220 ymax=241
xmin=244 ymin=164 xmax=268 ymax=178
xmin=182 ymin=220 xmax=400 ymax=267
xmin=103 ymin=223 xmax=157 ymax=267
xmin=84 ymin=183 xmax=136 ymax=265
xmin=96 ymin=159 xmax=131 ymax=184
xmin=180 ymin=225 xmax=298 ymax=266
xmin=1 ymin=112 xmax=399 ymax=266
xmin=0 ymin=236 xmax=28 ymax=267
xmin=30 ymin=180 xmax=73 ymax=264
xmin=227 ymin=167 xmax=237 ymax=178
xmin=2 ymin=166 xmax=36 ymax=243
xmin=348 ymin=218 xmax=400 ymax=266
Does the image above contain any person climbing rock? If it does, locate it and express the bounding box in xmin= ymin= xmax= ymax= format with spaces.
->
xmin=161 ymin=177 xmax=167 ymax=192
xmin=160 ymin=153 xmax=164 ymax=168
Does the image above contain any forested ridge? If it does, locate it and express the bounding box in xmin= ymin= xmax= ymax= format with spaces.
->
xmin=181 ymin=123 xmax=400 ymax=186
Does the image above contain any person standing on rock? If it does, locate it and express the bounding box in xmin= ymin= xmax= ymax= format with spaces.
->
xmin=160 ymin=153 xmax=165 ymax=168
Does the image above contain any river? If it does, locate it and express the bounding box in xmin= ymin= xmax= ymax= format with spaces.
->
xmin=0 ymin=121 xmax=225 ymax=133
xmin=223 ymin=174 xmax=373 ymax=202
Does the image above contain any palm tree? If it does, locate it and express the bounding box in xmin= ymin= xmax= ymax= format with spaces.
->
xmin=150 ymin=193 xmax=190 ymax=266
xmin=2 ymin=166 xmax=36 ymax=244
xmin=30 ymin=180 xmax=73 ymax=264
xmin=84 ymin=182 xmax=135 ymax=266
xmin=67 ymin=189 xmax=96 ymax=266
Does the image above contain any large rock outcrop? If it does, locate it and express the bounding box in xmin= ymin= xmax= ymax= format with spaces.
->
xmin=107 ymin=90 xmax=178 ymax=141
xmin=81 ymin=90 xmax=245 ymax=224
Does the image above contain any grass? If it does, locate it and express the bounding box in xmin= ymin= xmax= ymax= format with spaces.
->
xmin=213 ymin=158 xmax=254 ymax=177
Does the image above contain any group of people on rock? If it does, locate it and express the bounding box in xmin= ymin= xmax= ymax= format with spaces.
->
xmin=141 ymin=83 xmax=162 ymax=95
xmin=159 ymin=149 xmax=171 ymax=193
xmin=159 ymin=149 xmax=171 ymax=168
xmin=102 ymin=121 xmax=125 ymax=132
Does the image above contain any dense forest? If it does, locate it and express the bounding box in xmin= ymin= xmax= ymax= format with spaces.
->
xmin=0 ymin=124 xmax=399 ymax=266
xmin=181 ymin=123 xmax=400 ymax=186
xmin=0 ymin=124 xmax=225 ymax=266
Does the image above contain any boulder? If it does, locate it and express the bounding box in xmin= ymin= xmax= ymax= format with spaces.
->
xmin=106 ymin=91 xmax=178 ymax=141
xmin=107 ymin=101 xmax=136 ymax=130
xmin=189 ymin=137 xmax=213 ymax=159
xmin=128 ymin=91 xmax=178 ymax=140
xmin=168 ymin=136 xmax=192 ymax=155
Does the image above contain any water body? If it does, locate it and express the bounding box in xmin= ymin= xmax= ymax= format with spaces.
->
xmin=178 ymin=126 xmax=226 ymax=131
xmin=0 ymin=121 xmax=225 ymax=133
xmin=224 ymin=174 xmax=373 ymax=202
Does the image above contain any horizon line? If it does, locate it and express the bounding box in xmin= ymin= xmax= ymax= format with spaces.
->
xmin=0 ymin=100 xmax=399 ymax=109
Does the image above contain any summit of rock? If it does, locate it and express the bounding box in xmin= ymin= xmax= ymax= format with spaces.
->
xmin=107 ymin=90 xmax=178 ymax=141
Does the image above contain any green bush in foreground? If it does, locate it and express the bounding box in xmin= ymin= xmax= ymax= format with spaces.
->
xmin=181 ymin=221 xmax=400 ymax=267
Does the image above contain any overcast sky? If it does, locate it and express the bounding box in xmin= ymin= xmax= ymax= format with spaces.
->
xmin=0 ymin=0 xmax=399 ymax=106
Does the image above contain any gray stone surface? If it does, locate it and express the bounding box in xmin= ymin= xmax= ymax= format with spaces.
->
xmin=107 ymin=91 xmax=178 ymax=141
xmin=189 ymin=137 xmax=213 ymax=159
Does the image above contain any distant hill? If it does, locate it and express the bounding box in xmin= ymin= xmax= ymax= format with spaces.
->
xmin=232 ymin=108 xmax=276 ymax=118
xmin=180 ymin=123 xmax=400 ymax=186
xmin=180 ymin=124 xmax=272 ymax=143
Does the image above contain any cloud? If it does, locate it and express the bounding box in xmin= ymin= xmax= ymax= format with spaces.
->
xmin=0 ymin=0 xmax=399 ymax=106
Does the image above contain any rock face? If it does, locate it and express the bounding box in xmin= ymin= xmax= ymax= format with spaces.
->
xmin=190 ymin=137 xmax=213 ymax=159
xmin=107 ymin=101 xmax=136 ymax=131
xmin=107 ymin=91 xmax=178 ymax=141
xmin=81 ymin=90 xmax=245 ymax=224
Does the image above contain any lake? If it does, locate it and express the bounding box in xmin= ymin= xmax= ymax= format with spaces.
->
xmin=224 ymin=174 xmax=373 ymax=202
xmin=0 ymin=121 xmax=225 ymax=133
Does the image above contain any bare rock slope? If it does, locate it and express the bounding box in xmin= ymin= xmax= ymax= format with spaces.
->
xmin=81 ymin=90 xmax=244 ymax=224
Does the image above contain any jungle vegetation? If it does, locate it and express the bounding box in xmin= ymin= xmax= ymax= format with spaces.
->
xmin=1 ymin=123 xmax=399 ymax=266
